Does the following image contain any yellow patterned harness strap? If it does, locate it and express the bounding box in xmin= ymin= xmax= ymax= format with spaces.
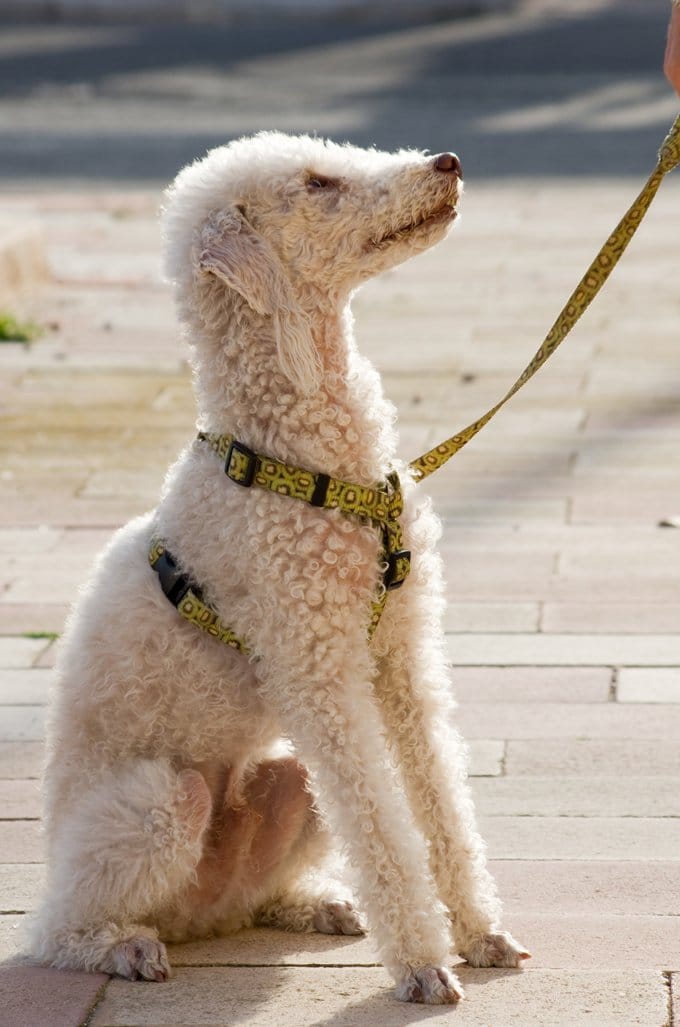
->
xmin=408 ymin=113 xmax=680 ymax=482
xmin=149 ymin=537 xmax=253 ymax=655
xmin=196 ymin=429 xmax=411 ymax=636
xmin=149 ymin=435 xmax=411 ymax=651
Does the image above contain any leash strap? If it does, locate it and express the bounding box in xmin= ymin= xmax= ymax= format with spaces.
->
xmin=409 ymin=113 xmax=680 ymax=482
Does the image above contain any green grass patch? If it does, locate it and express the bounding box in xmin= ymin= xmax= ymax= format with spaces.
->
xmin=0 ymin=312 xmax=41 ymax=342
xmin=22 ymin=631 xmax=59 ymax=640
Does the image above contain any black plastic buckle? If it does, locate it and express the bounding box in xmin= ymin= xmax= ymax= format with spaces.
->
xmin=310 ymin=473 xmax=331 ymax=508
xmin=225 ymin=439 xmax=257 ymax=487
xmin=153 ymin=549 xmax=191 ymax=607
xmin=384 ymin=549 xmax=411 ymax=591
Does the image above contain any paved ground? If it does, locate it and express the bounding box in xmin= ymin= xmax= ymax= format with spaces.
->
xmin=1 ymin=1 xmax=679 ymax=1024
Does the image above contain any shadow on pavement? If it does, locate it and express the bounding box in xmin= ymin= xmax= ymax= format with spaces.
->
xmin=0 ymin=2 xmax=676 ymax=183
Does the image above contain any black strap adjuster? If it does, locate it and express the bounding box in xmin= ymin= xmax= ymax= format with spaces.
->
xmin=153 ymin=548 xmax=192 ymax=607
xmin=310 ymin=472 xmax=331 ymax=507
xmin=384 ymin=549 xmax=411 ymax=591
xmin=225 ymin=439 xmax=257 ymax=487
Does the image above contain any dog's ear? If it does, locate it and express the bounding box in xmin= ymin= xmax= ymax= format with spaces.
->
xmin=198 ymin=209 xmax=321 ymax=394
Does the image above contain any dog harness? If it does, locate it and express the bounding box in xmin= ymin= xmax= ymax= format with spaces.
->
xmin=150 ymin=115 xmax=680 ymax=655
xmin=150 ymin=432 xmax=411 ymax=656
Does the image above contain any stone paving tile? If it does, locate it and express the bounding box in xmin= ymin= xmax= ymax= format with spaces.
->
xmin=571 ymin=489 xmax=680 ymax=524
xmin=480 ymin=816 xmax=680 ymax=861
xmin=456 ymin=702 xmax=680 ymax=740
xmin=505 ymin=738 xmax=680 ymax=776
xmin=4 ymin=559 xmax=97 ymax=604
xmin=468 ymin=743 xmax=505 ymax=772
xmin=53 ymin=527 xmax=116 ymax=552
xmin=0 ymin=822 xmax=44 ymax=863
xmin=492 ymin=860 xmax=680 ymax=917
xmin=435 ymin=497 xmax=569 ymax=525
xmin=0 ymin=669 xmax=52 ymax=706
xmin=443 ymin=601 xmax=540 ymax=633
xmin=81 ymin=468 xmax=165 ymax=501
xmin=0 ymin=530 xmax=60 ymax=555
xmin=0 ymin=707 xmax=46 ymax=742
xmin=90 ymin=967 xmax=668 ymax=1027
xmin=472 ymin=776 xmax=680 ymax=817
xmin=574 ymin=438 xmax=680 ymax=470
xmin=33 ymin=644 xmax=58 ymax=670
xmin=0 ymin=638 xmax=48 ymax=670
xmin=467 ymin=739 xmax=504 ymax=777
xmin=618 ymin=668 xmax=680 ymax=703
xmin=446 ymin=574 xmax=680 ymax=604
xmin=0 ymin=604 xmax=68 ymax=636
xmin=505 ymin=913 xmax=680 ymax=972
xmin=0 ymin=780 xmax=41 ymax=819
xmin=450 ymin=666 xmax=611 ymax=704
xmin=0 ymin=742 xmax=45 ymax=779
xmin=439 ymin=547 xmax=558 ymax=576
xmin=542 ymin=602 xmax=680 ymax=634
xmin=447 ymin=633 xmax=680 ymax=666
xmin=0 ymin=916 xmax=24 ymax=961
xmin=1 ymin=495 xmax=151 ymax=531
xmin=558 ymin=545 xmax=680 ymax=574
xmin=0 ymin=864 xmax=45 ymax=913
xmin=0 ymin=963 xmax=108 ymax=1027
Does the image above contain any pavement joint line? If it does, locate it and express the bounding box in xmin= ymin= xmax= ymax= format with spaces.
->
xmin=609 ymin=667 xmax=619 ymax=702
xmin=80 ymin=977 xmax=110 ymax=1027
xmin=171 ymin=961 xmax=384 ymax=968
xmin=499 ymin=739 xmax=508 ymax=777
xmin=663 ymin=970 xmax=673 ymax=1027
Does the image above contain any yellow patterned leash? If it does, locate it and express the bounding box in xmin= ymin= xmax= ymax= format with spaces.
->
xmin=409 ymin=113 xmax=680 ymax=483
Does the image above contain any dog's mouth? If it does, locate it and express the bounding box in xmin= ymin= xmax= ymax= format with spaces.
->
xmin=368 ymin=200 xmax=458 ymax=250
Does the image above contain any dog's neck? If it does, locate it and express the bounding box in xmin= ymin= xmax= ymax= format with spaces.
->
xmin=189 ymin=299 xmax=398 ymax=485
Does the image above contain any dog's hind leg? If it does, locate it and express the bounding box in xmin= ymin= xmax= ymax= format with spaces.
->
xmin=30 ymin=758 xmax=212 ymax=979
xmin=178 ymin=756 xmax=364 ymax=938
xmin=245 ymin=758 xmax=364 ymax=935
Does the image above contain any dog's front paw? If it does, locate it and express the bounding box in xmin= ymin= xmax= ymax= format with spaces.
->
xmin=313 ymin=899 xmax=365 ymax=936
xmin=110 ymin=936 xmax=171 ymax=981
xmin=460 ymin=930 xmax=531 ymax=969
xmin=395 ymin=965 xmax=464 ymax=1004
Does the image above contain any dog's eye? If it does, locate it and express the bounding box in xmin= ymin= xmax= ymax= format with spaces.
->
xmin=306 ymin=174 xmax=335 ymax=191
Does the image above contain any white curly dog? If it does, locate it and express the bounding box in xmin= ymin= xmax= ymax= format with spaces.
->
xmin=30 ymin=132 xmax=529 ymax=1004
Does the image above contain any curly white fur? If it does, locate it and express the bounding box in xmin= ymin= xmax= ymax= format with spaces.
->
xmin=29 ymin=131 xmax=529 ymax=1004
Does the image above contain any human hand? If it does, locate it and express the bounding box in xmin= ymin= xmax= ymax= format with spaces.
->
xmin=664 ymin=3 xmax=680 ymax=95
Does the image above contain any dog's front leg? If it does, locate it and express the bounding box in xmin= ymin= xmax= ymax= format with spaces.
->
xmin=373 ymin=540 xmax=531 ymax=969
xmin=253 ymin=626 xmax=463 ymax=1004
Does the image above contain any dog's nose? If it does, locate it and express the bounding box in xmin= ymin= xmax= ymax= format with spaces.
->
xmin=434 ymin=152 xmax=463 ymax=177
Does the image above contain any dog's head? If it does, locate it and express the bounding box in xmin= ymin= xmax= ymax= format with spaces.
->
xmin=162 ymin=132 xmax=462 ymax=393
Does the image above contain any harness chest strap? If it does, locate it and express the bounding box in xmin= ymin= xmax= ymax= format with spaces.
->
xmin=151 ymin=114 xmax=680 ymax=655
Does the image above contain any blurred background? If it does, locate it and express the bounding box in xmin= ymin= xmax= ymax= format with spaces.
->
xmin=0 ymin=0 xmax=676 ymax=187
